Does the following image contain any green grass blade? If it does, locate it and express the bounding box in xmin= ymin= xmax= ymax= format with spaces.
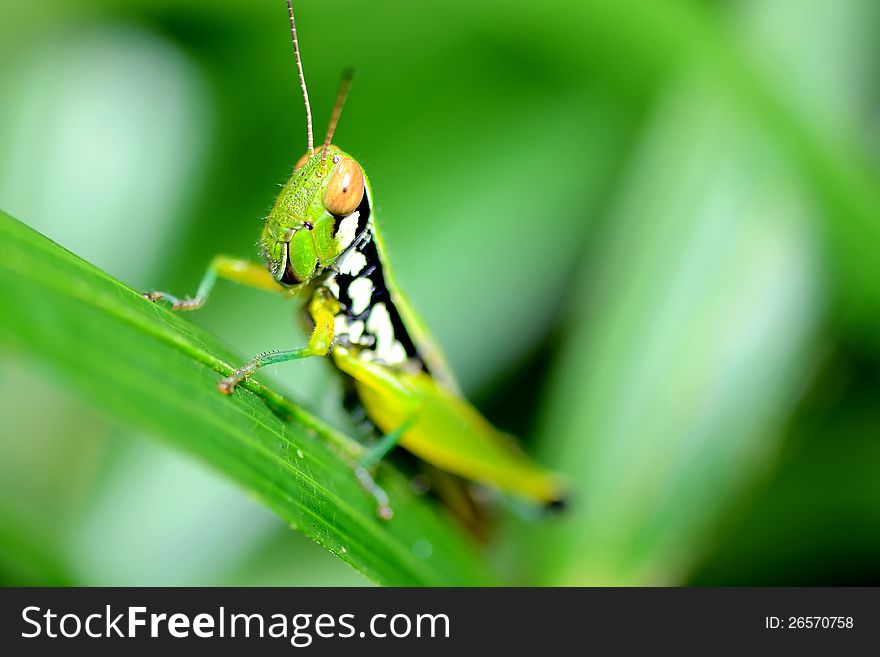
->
xmin=0 ymin=210 xmax=493 ymax=586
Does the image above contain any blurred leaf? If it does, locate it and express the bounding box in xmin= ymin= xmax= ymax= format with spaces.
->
xmin=689 ymin=411 xmax=880 ymax=585
xmin=220 ymin=525 xmax=374 ymax=587
xmin=532 ymin=80 xmax=825 ymax=585
xmin=0 ymin=210 xmax=494 ymax=586
xmin=0 ymin=504 xmax=75 ymax=586
xmin=466 ymin=0 xmax=880 ymax=331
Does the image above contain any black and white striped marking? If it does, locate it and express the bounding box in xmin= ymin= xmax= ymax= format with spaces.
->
xmin=322 ymin=189 xmax=424 ymax=371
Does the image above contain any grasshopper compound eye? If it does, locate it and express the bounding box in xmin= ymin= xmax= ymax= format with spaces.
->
xmin=324 ymin=157 xmax=364 ymax=216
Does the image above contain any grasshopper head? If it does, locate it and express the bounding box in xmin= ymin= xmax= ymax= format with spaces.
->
xmin=267 ymin=6 xmax=361 ymax=286
xmin=260 ymin=144 xmax=366 ymax=287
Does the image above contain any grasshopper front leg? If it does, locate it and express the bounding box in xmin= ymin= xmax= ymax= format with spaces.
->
xmin=143 ymin=255 xmax=284 ymax=310
xmin=217 ymin=287 xmax=339 ymax=394
xmin=215 ymin=288 xmax=398 ymax=520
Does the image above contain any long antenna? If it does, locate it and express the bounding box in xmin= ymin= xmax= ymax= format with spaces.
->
xmin=286 ymin=0 xmax=313 ymax=152
xmin=322 ymin=67 xmax=354 ymax=162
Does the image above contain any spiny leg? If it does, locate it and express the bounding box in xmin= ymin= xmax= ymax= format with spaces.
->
xmin=217 ymin=347 xmax=315 ymax=395
xmin=218 ymin=286 xmax=339 ymax=394
xmin=143 ymin=256 xmax=284 ymax=310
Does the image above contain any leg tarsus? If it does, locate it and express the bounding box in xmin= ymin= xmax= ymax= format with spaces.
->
xmin=142 ymin=290 xmax=203 ymax=311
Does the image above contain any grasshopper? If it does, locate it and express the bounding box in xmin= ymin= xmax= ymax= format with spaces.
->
xmin=145 ymin=1 xmax=565 ymax=519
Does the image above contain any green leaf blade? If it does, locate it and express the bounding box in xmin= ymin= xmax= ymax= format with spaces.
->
xmin=0 ymin=210 xmax=494 ymax=586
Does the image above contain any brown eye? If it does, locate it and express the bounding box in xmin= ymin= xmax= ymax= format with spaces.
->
xmin=293 ymin=151 xmax=312 ymax=172
xmin=324 ymin=157 xmax=364 ymax=216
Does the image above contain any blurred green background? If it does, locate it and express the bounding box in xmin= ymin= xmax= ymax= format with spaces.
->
xmin=1 ymin=0 xmax=879 ymax=585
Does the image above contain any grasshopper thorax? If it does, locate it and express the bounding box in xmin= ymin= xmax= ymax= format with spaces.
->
xmin=260 ymin=144 xmax=366 ymax=287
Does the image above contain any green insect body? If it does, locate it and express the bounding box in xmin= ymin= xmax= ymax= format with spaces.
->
xmin=145 ymin=2 xmax=565 ymax=517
